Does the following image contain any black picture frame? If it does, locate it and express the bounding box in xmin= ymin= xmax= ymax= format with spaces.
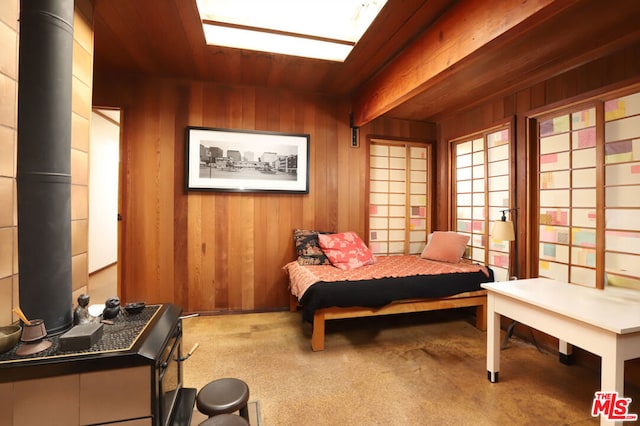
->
xmin=185 ymin=126 xmax=310 ymax=193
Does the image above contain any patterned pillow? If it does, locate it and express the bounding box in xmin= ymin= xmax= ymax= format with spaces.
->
xmin=293 ymin=229 xmax=332 ymax=265
xmin=317 ymin=231 xmax=376 ymax=270
xmin=420 ymin=231 xmax=470 ymax=263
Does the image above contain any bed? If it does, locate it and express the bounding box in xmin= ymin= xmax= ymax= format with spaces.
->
xmin=284 ymin=231 xmax=494 ymax=351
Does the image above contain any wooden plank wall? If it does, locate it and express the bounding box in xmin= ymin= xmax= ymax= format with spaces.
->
xmin=93 ymin=76 xmax=432 ymax=312
xmin=436 ymin=43 xmax=640 ymax=379
xmin=436 ymin=43 xmax=640 ymax=280
xmin=94 ymin=44 xmax=639 ymax=315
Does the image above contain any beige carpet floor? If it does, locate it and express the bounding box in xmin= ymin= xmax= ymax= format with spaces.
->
xmin=182 ymin=308 xmax=640 ymax=425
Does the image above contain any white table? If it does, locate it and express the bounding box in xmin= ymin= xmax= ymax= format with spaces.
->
xmin=483 ymin=278 xmax=640 ymax=426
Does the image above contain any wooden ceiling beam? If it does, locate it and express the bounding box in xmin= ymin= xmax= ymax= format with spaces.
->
xmin=351 ymin=0 xmax=577 ymax=126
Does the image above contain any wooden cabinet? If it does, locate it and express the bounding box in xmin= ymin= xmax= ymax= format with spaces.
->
xmin=80 ymin=367 xmax=151 ymax=425
xmin=1 ymin=366 xmax=151 ymax=425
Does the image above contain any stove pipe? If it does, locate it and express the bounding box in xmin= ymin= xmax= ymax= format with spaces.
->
xmin=16 ymin=0 xmax=74 ymax=334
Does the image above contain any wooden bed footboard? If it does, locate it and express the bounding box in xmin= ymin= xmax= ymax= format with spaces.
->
xmin=309 ymin=290 xmax=487 ymax=351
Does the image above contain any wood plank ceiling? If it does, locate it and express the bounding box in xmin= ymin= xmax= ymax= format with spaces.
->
xmin=93 ymin=0 xmax=448 ymax=94
xmin=93 ymin=0 xmax=640 ymax=124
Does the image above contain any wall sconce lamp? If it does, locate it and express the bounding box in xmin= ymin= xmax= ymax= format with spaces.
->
xmin=349 ymin=112 xmax=359 ymax=148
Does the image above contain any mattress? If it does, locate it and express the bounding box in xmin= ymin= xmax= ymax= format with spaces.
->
xmin=284 ymin=255 xmax=494 ymax=323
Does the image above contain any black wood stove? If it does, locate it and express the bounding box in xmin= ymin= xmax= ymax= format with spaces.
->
xmin=0 ymin=304 xmax=196 ymax=425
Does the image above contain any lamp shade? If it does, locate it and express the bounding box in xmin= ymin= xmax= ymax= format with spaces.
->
xmin=492 ymin=220 xmax=515 ymax=242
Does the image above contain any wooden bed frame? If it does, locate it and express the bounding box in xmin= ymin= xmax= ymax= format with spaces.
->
xmin=290 ymin=289 xmax=488 ymax=351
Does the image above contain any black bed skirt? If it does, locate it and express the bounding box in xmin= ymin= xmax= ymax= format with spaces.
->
xmin=298 ymin=268 xmax=494 ymax=323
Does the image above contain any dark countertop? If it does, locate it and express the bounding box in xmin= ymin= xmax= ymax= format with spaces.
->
xmin=0 ymin=303 xmax=182 ymax=382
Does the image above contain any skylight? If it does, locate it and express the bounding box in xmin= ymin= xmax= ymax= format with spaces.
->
xmin=195 ymin=0 xmax=388 ymax=62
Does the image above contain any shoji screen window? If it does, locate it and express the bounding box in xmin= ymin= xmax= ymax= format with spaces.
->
xmin=538 ymin=108 xmax=597 ymax=286
xmin=369 ymin=140 xmax=431 ymax=256
xmin=453 ymin=126 xmax=511 ymax=281
xmin=536 ymin=88 xmax=640 ymax=290
xmin=604 ymin=92 xmax=640 ymax=289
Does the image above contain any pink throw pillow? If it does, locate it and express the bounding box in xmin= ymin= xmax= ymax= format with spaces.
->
xmin=420 ymin=231 xmax=469 ymax=263
xmin=318 ymin=231 xmax=376 ymax=270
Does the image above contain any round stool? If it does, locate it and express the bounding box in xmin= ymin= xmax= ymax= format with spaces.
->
xmin=199 ymin=414 xmax=249 ymax=426
xmin=196 ymin=378 xmax=250 ymax=421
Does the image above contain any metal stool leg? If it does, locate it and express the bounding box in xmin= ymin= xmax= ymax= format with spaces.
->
xmin=239 ymin=405 xmax=249 ymax=421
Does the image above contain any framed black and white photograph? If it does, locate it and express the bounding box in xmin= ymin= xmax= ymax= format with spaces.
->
xmin=185 ymin=126 xmax=310 ymax=193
